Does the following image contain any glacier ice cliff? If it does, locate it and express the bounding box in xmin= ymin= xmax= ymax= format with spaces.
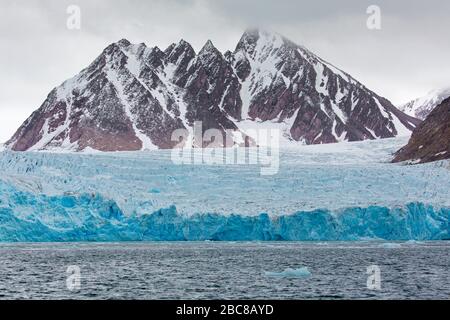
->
xmin=0 ymin=182 xmax=448 ymax=241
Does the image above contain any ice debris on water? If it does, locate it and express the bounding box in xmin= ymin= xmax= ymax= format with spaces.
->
xmin=379 ymin=243 xmax=402 ymax=249
xmin=265 ymin=267 xmax=311 ymax=278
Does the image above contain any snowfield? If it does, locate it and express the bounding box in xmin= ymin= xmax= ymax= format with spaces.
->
xmin=0 ymin=137 xmax=449 ymax=241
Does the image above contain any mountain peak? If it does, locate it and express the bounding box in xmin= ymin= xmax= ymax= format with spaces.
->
xmin=173 ymin=39 xmax=195 ymax=55
xmin=242 ymin=27 xmax=259 ymax=36
xmin=401 ymin=86 xmax=450 ymax=120
xmin=203 ymin=39 xmax=215 ymax=49
xmin=151 ymin=46 xmax=162 ymax=53
xmin=116 ymin=38 xmax=131 ymax=48
xmin=6 ymin=29 xmax=419 ymax=152
xmin=235 ymin=28 xmax=286 ymax=54
xmin=164 ymin=39 xmax=196 ymax=67
xmin=236 ymin=28 xmax=260 ymax=52
xmin=164 ymin=42 xmax=176 ymax=54
xmin=199 ymin=40 xmax=221 ymax=56
xmin=177 ymin=39 xmax=191 ymax=49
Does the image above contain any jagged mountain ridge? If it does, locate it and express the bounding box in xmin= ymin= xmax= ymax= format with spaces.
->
xmin=6 ymin=29 xmax=420 ymax=151
xmin=400 ymin=87 xmax=450 ymax=120
xmin=393 ymin=97 xmax=450 ymax=164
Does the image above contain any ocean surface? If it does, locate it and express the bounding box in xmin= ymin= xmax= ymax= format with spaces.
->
xmin=0 ymin=242 xmax=448 ymax=300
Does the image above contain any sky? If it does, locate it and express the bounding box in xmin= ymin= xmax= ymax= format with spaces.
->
xmin=1 ymin=0 xmax=450 ymax=142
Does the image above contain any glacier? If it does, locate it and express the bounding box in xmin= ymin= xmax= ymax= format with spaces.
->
xmin=0 ymin=137 xmax=449 ymax=242
xmin=0 ymin=184 xmax=448 ymax=241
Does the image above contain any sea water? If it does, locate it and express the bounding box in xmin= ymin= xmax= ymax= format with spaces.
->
xmin=0 ymin=242 xmax=448 ymax=300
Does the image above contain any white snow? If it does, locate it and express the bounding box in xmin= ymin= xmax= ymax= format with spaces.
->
xmin=239 ymin=74 xmax=253 ymax=120
xmin=297 ymin=47 xmax=355 ymax=85
xmin=390 ymin=113 xmax=413 ymax=137
xmin=400 ymin=86 xmax=450 ymax=119
xmin=20 ymin=71 xmax=91 ymax=151
xmin=234 ymin=118 xmax=300 ymax=148
xmin=314 ymin=62 xmax=329 ymax=97
xmin=158 ymin=62 xmax=190 ymax=128
xmin=435 ymin=151 xmax=448 ymax=157
xmin=28 ymin=114 xmax=76 ymax=152
xmin=122 ymin=48 xmax=175 ymax=119
xmin=106 ymin=67 xmax=158 ymax=151
xmin=156 ymin=62 xmax=194 ymax=147
xmin=374 ymin=97 xmax=411 ymax=137
xmin=237 ymin=30 xmax=287 ymax=120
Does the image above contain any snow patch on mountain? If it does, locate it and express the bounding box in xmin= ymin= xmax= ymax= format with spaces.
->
xmin=5 ymin=29 xmax=420 ymax=152
xmin=401 ymin=87 xmax=450 ymax=120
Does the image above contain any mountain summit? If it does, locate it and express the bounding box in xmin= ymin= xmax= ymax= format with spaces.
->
xmin=6 ymin=29 xmax=420 ymax=151
xmin=400 ymin=86 xmax=450 ymax=120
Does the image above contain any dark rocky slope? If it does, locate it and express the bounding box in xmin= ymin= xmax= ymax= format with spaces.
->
xmin=393 ymin=97 xmax=450 ymax=163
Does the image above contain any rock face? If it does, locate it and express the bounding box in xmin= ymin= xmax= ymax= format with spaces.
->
xmin=6 ymin=29 xmax=420 ymax=151
xmin=400 ymin=87 xmax=450 ymax=120
xmin=393 ymin=97 xmax=450 ymax=164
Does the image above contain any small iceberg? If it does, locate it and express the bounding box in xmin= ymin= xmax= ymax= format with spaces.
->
xmin=379 ymin=243 xmax=402 ymax=249
xmin=264 ymin=267 xmax=311 ymax=278
xmin=404 ymin=240 xmax=425 ymax=245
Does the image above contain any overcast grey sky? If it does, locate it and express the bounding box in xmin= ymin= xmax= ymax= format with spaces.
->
xmin=1 ymin=0 xmax=450 ymax=142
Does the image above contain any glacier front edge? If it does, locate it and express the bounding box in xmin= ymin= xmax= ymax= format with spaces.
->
xmin=0 ymin=190 xmax=448 ymax=241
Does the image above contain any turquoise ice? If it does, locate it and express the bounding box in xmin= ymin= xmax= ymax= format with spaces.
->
xmin=0 ymin=137 xmax=449 ymax=241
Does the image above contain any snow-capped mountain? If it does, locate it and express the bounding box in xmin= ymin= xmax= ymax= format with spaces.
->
xmin=400 ymin=87 xmax=450 ymax=120
xmin=6 ymin=29 xmax=420 ymax=152
xmin=394 ymin=97 xmax=450 ymax=164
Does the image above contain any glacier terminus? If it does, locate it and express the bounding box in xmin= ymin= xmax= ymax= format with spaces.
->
xmin=0 ymin=137 xmax=448 ymax=242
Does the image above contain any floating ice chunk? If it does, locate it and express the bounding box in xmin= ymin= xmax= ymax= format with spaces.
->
xmin=379 ymin=243 xmax=402 ymax=249
xmin=264 ymin=267 xmax=311 ymax=278
xmin=404 ymin=240 xmax=425 ymax=245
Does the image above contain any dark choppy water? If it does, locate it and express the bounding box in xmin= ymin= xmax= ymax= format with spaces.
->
xmin=0 ymin=242 xmax=448 ymax=300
